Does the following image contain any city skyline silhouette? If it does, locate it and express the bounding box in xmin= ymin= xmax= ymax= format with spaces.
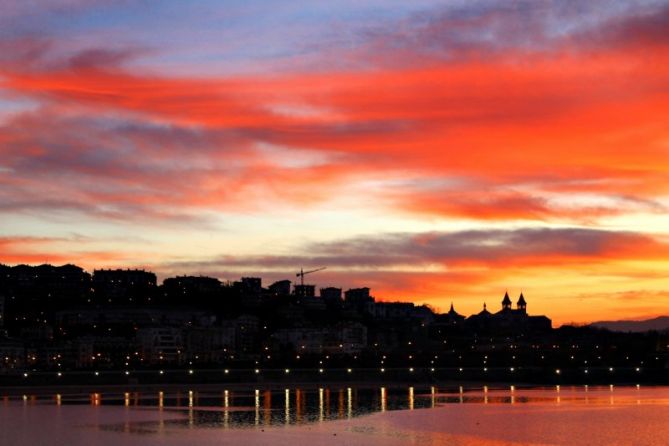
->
xmin=2 ymin=1 xmax=669 ymax=327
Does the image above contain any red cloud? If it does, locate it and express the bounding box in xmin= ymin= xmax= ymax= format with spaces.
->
xmin=1 ymin=10 xmax=668 ymax=225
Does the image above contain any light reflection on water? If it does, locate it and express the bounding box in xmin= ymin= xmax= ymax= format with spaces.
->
xmin=2 ymin=384 xmax=667 ymax=433
xmin=4 ymin=385 xmax=669 ymax=445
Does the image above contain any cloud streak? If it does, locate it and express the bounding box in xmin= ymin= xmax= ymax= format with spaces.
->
xmin=164 ymin=227 xmax=669 ymax=272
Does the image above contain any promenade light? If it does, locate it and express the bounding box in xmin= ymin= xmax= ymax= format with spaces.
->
xmin=555 ymin=369 xmax=561 ymax=375
xmin=255 ymin=369 xmax=260 ymax=374
xmin=224 ymin=369 xmax=229 ymax=374
xmin=285 ymin=369 xmax=290 ymax=374
xmin=347 ymin=368 xmax=352 ymax=373
xmin=188 ymin=369 xmax=194 ymax=375
xmin=159 ymin=370 xmax=164 ymax=375
xmin=319 ymin=368 xmax=324 ymax=373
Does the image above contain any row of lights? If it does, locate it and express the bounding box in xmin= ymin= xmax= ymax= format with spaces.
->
xmin=20 ymin=366 xmax=644 ymax=378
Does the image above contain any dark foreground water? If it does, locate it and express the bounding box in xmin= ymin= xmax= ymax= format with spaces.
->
xmin=2 ymin=385 xmax=669 ymax=445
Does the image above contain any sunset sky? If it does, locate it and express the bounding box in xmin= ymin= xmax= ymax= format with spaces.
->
xmin=1 ymin=1 xmax=668 ymax=324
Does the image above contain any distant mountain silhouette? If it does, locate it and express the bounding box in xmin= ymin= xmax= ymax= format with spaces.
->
xmin=590 ymin=316 xmax=669 ymax=332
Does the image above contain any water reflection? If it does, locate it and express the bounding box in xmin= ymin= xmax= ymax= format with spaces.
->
xmin=254 ymin=389 xmax=259 ymax=426
xmin=6 ymin=384 xmax=669 ymax=433
xmin=284 ymin=388 xmax=290 ymax=425
xmin=380 ymin=387 xmax=386 ymax=412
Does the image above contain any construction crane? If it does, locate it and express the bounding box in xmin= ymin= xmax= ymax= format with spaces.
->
xmin=296 ymin=267 xmax=326 ymax=286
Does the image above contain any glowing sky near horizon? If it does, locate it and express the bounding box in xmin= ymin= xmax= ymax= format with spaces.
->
xmin=1 ymin=0 xmax=668 ymax=324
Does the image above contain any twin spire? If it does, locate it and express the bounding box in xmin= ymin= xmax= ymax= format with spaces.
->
xmin=452 ymin=291 xmax=527 ymax=316
xmin=502 ymin=290 xmax=526 ymax=311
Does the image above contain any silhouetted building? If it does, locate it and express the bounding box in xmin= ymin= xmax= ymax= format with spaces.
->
xmin=327 ymin=322 xmax=368 ymax=354
xmin=273 ymin=327 xmax=326 ymax=354
xmin=368 ymin=302 xmax=434 ymax=323
xmin=184 ymin=326 xmax=236 ymax=362
xmin=20 ymin=325 xmax=53 ymax=341
xmin=268 ymin=280 xmax=291 ymax=296
xmin=162 ymin=275 xmax=222 ymax=305
xmin=93 ymin=269 xmax=157 ymax=304
xmin=517 ymin=293 xmax=527 ymax=312
xmin=273 ymin=322 xmax=368 ymax=354
xmin=345 ymin=287 xmax=374 ymax=312
xmin=502 ymin=291 xmax=512 ymax=310
xmin=301 ymin=295 xmax=327 ymax=311
xmin=0 ymin=264 xmax=91 ymax=329
xmin=233 ymin=314 xmax=260 ymax=356
xmin=294 ymin=284 xmax=315 ymax=298
xmin=320 ymin=287 xmax=342 ymax=303
xmin=0 ymin=264 xmax=91 ymax=298
xmin=466 ymin=303 xmax=493 ymax=331
xmin=163 ymin=276 xmax=221 ymax=295
xmin=0 ymin=337 xmax=25 ymax=369
xmin=276 ymin=304 xmax=306 ymax=323
xmin=1 ymin=261 xmax=576 ymax=374
xmin=55 ymin=307 xmax=214 ymax=328
xmin=445 ymin=303 xmax=466 ymax=324
xmin=430 ymin=303 xmax=466 ymax=339
xmin=466 ymin=293 xmax=551 ymax=333
xmin=345 ymin=287 xmax=372 ymax=303
xmin=233 ymin=277 xmax=262 ymax=296
xmin=137 ymin=327 xmax=183 ymax=364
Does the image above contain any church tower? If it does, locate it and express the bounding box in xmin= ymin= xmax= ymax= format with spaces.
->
xmin=502 ymin=291 xmax=512 ymax=311
xmin=517 ymin=292 xmax=527 ymax=313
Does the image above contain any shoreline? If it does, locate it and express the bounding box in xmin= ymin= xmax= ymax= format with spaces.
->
xmin=0 ymin=380 xmax=662 ymax=397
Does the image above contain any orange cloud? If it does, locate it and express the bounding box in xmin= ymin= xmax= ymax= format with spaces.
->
xmin=0 ymin=236 xmax=142 ymax=268
xmin=2 ymin=42 xmax=667 ymax=223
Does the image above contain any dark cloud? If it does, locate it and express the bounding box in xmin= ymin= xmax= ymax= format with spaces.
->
xmin=67 ymin=48 xmax=141 ymax=70
xmin=162 ymin=227 xmax=666 ymax=273
xmin=577 ymin=4 xmax=669 ymax=47
xmin=356 ymin=1 xmax=669 ymax=64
